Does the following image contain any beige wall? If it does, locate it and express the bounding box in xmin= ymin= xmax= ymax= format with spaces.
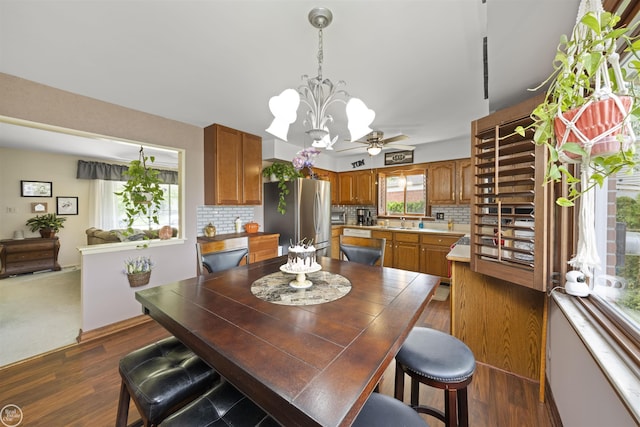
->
xmin=0 ymin=72 xmax=205 ymax=331
xmin=0 ymin=147 xmax=92 ymax=266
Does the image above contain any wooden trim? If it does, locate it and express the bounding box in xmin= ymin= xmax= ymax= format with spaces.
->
xmin=77 ymin=314 xmax=153 ymax=344
xmin=544 ymin=375 xmax=564 ymax=427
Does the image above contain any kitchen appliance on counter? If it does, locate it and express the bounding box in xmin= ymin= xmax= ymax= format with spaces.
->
xmin=331 ymin=210 xmax=346 ymax=225
xmin=357 ymin=208 xmax=367 ymax=225
xmin=264 ymin=178 xmax=331 ymax=257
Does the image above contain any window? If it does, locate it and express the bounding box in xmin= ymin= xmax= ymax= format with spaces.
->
xmin=113 ymin=182 xmax=180 ymax=230
xmin=378 ymin=169 xmax=426 ymax=217
xmin=591 ymin=163 xmax=640 ymax=340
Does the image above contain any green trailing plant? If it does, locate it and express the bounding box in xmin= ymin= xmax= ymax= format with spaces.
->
xmin=115 ymin=146 xmax=165 ymax=234
xmin=262 ymin=162 xmax=302 ymax=214
xmin=25 ymin=213 xmax=66 ymax=237
xmin=515 ymin=9 xmax=640 ymax=207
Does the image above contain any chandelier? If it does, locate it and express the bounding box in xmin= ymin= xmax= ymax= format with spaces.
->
xmin=266 ymin=7 xmax=375 ymax=150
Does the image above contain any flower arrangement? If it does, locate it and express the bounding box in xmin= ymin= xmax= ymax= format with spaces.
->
xmin=292 ymin=147 xmax=321 ymax=177
xmin=124 ymin=256 xmax=153 ymax=274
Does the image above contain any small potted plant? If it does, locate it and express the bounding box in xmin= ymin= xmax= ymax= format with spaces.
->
xmin=262 ymin=161 xmax=302 ymax=214
xmin=115 ymin=146 xmax=165 ymax=235
xmin=517 ymin=7 xmax=640 ymax=207
xmin=124 ymin=255 xmax=153 ymax=287
xmin=25 ymin=213 xmax=66 ymax=238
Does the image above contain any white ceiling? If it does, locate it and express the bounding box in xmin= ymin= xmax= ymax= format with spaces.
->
xmin=0 ymin=0 xmax=581 ymax=160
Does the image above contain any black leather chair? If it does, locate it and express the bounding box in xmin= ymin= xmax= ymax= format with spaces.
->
xmin=197 ymin=237 xmax=249 ymax=275
xmin=116 ymin=336 xmax=219 ymax=427
xmin=161 ymin=384 xmax=429 ymax=427
xmin=339 ymin=235 xmax=386 ymax=266
xmin=394 ymin=327 xmax=476 ymax=427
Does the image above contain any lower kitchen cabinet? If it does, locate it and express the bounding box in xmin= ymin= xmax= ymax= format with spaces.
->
xmin=248 ymin=234 xmax=280 ymax=263
xmin=420 ymin=234 xmax=461 ymax=283
xmin=393 ymin=233 xmax=420 ymax=271
xmin=371 ymin=230 xmax=393 ymax=267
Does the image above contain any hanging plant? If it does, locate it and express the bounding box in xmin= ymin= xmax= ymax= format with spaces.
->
xmin=516 ymin=5 xmax=640 ymax=207
xmin=115 ymin=146 xmax=165 ymax=234
xmin=262 ymin=161 xmax=302 ymax=215
xmin=514 ymin=0 xmax=640 ymax=282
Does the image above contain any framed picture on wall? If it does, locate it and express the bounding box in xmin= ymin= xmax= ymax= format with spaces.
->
xmin=30 ymin=202 xmax=48 ymax=213
xmin=56 ymin=196 xmax=78 ymax=215
xmin=21 ymin=180 xmax=52 ymax=197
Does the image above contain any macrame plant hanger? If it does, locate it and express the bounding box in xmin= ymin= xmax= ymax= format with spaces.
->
xmin=560 ymin=0 xmax=636 ymax=281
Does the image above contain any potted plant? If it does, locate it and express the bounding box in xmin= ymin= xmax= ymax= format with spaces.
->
xmin=515 ymin=3 xmax=640 ymax=283
xmin=115 ymin=146 xmax=165 ymax=234
xmin=25 ymin=213 xmax=66 ymax=238
xmin=124 ymin=255 xmax=153 ymax=287
xmin=517 ymin=7 xmax=640 ymax=207
xmin=262 ymin=161 xmax=302 ymax=214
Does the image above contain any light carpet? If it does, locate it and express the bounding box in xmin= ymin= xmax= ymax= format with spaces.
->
xmin=0 ymin=268 xmax=81 ymax=366
xmin=432 ymin=284 xmax=450 ymax=302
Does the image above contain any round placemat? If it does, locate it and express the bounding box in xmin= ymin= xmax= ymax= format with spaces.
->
xmin=251 ymin=270 xmax=351 ymax=306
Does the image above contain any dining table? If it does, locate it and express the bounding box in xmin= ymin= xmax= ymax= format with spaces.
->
xmin=135 ymin=255 xmax=439 ymax=426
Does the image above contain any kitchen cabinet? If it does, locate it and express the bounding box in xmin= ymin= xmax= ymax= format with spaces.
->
xmin=393 ymin=232 xmax=420 ymax=271
xmin=371 ymin=230 xmax=393 ymax=267
xmin=428 ymin=159 xmax=471 ymax=205
xmin=313 ymin=168 xmax=339 ymax=205
xmin=0 ymin=238 xmax=61 ymax=278
xmin=248 ymin=234 xmax=280 ymax=263
xmin=203 ymin=123 xmax=262 ymax=205
xmin=331 ymin=226 xmax=342 ymax=259
xmin=420 ymin=234 xmax=460 ymax=283
xmin=471 ymin=94 xmax=551 ymax=292
xmin=338 ymin=170 xmax=375 ymax=205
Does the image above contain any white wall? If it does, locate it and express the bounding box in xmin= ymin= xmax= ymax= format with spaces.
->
xmin=548 ymin=298 xmax=637 ymax=427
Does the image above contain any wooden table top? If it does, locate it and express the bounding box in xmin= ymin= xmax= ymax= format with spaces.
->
xmin=135 ymin=255 xmax=439 ymax=426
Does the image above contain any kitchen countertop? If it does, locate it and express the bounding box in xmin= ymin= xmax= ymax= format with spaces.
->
xmin=339 ymin=224 xmax=468 ymax=236
xmin=447 ymin=244 xmax=470 ymax=262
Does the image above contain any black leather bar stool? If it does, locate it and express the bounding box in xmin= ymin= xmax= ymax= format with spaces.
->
xmin=161 ymin=385 xmax=430 ymax=427
xmin=116 ymin=336 xmax=219 ymax=427
xmin=394 ymin=327 xmax=475 ymax=427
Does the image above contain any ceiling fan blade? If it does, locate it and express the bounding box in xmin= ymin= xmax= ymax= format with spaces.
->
xmin=335 ymin=145 xmax=366 ymax=153
xmin=383 ymin=143 xmax=415 ymax=151
xmin=381 ymin=134 xmax=409 ymax=144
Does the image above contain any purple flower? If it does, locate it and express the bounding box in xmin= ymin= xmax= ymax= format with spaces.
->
xmin=292 ymin=147 xmax=321 ymax=171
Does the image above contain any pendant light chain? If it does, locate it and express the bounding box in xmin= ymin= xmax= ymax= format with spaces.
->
xmin=317 ymin=27 xmax=324 ymax=81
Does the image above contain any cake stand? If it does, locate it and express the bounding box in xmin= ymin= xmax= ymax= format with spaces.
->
xmin=280 ymin=264 xmax=321 ymax=289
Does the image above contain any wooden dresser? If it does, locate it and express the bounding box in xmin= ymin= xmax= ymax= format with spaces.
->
xmin=0 ymin=238 xmax=61 ymax=278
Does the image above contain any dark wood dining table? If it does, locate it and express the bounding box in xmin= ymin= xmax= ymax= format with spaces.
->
xmin=135 ymin=255 xmax=439 ymax=426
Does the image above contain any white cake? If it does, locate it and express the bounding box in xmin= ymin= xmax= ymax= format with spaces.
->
xmin=286 ymin=243 xmax=319 ymax=271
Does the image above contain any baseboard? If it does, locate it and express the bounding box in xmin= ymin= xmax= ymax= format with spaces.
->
xmin=545 ymin=375 xmax=563 ymax=427
xmin=77 ymin=314 xmax=154 ymax=343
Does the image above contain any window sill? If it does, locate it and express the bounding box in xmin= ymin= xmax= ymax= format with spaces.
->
xmin=77 ymin=238 xmax=186 ymax=255
xmin=552 ymin=291 xmax=640 ymax=424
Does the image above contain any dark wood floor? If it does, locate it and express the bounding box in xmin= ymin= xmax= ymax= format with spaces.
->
xmin=0 ymin=296 xmax=553 ymax=426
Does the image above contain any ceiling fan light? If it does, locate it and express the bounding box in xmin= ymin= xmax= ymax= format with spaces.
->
xmin=367 ymin=145 xmax=382 ymax=156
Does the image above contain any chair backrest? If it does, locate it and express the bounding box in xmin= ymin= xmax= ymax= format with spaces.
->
xmin=339 ymin=235 xmax=386 ymax=267
xmin=197 ymin=237 xmax=249 ymax=275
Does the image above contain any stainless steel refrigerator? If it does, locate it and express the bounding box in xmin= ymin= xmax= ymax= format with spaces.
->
xmin=264 ymin=178 xmax=331 ymax=257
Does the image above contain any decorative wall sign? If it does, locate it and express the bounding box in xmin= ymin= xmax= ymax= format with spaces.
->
xmin=384 ymin=150 xmax=414 ymax=165
xmin=21 ymin=180 xmax=52 ymax=197
xmin=351 ymin=159 xmax=366 ymax=169
xmin=56 ymin=196 xmax=78 ymax=215
xmin=30 ymin=202 xmax=48 ymax=213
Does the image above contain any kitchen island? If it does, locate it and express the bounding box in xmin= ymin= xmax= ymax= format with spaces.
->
xmin=447 ymin=243 xmax=547 ymax=401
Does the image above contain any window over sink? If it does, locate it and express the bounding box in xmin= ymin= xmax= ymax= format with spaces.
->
xmin=377 ymin=168 xmax=426 ymax=217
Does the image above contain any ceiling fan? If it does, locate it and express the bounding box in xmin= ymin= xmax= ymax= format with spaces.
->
xmin=337 ymin=131 xmax=414 ymax=156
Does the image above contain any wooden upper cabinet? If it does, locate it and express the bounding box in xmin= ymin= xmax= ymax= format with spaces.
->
xmin=428 ymin=161 xmax=456 ymax=204
xmin=312 ymin=168 xmax=339 ymax=205
xmin=204 ymin=123 xmax=262 ymax=205
xmin=457 ymin=158 xmax=473 ymax=204
xmin=338 ymin=170 xmax=375 ymax=205
xmin=428 ymin=159 xmax=472 ymax=205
